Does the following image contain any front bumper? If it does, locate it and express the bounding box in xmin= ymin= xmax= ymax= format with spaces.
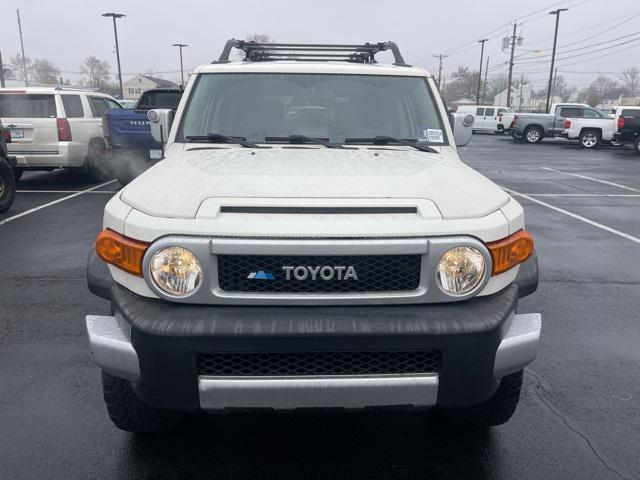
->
xmin=86 ymin=246 xmax=541 ymax=412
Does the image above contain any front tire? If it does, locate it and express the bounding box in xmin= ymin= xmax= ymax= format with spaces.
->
xmin=634 ymin=138 xmax=640 ymax=155
xmin=12 ymin=168 xmax=23 ymax=182
xmin=440 ymin=370 xmax=523 ymax=427
xmin=524 ymin=126 xmax=543 ymax=144
xmin=579 ymin=130 xmax=600 ymax=149
xmin=0 ymin=160 xmax=16 ymax=214
xmin=102 ymin=371 xmax=183 ymax=433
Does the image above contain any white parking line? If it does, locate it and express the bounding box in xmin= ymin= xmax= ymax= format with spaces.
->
xmin=16 ymin=190 xmax=119 ymax=194
xmin=518 ymin=193 xmax=640 ymax=198
xmin=541 ymin=167 xmax=640 ymax=193
xmin=506 ymin=188 xmax=640 ymax=245
xmin=0 ymin=180 xmax=117 ymax=227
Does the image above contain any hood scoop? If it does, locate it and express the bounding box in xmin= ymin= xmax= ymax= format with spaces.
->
xmin=219 ymin=206 xmax=418 ymax=215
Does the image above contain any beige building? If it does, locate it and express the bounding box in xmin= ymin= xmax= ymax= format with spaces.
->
xmin=122 ymin=75 xmax=178 ymax=100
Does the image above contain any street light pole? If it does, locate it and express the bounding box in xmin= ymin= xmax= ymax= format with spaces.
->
xmin=545 ymin=8 xmax=568 ymax=112
xmin=102 ymin=12 xmax=126 ymax=99
xmin=172 ymin=43 xmax=188 ymax=87
xmin=476 ymin=39 xmax=488 ymax=105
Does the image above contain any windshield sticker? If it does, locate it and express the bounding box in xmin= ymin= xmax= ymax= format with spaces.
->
xmin=417 ymin=127 xmax=444 ymax=143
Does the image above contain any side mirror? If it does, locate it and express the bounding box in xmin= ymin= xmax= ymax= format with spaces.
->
xmin=147 ymin=109 xmax=174 ymax=145
xmin=450 ymin=113 xmax=474 ymax=147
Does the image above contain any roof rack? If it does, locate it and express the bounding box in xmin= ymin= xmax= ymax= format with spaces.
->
xmin=214 ymin=40 xmax=411 ymax=67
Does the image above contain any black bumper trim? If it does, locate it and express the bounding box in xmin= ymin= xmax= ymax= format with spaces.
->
xmin=107 ymin=283 xmax=519 ymax=410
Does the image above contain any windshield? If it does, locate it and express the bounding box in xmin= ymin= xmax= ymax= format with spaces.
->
xmin=179 ymin=73 xmax=447 ymax=145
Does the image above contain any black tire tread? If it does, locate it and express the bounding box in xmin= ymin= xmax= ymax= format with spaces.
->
xmin=0 ymin=159 xmax=16 ymax=214
xmin=579 ymin=129 xmax=600 ymax=148
xmin=441 ymin=370 xmax=523 ymax=427
xmin=634 ymin=137 xmax=640 ymax=154
xmin=102 ymin=371 xmax=182 ymax=433
xmin=524 ymin=126 xmax=543 ymax=144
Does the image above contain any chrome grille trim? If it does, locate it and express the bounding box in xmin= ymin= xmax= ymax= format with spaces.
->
xmin=142 ymin=236 xmax=492 ymax=306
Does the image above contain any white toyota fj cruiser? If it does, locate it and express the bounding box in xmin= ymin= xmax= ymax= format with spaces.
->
xmin=86 ymin=41 xmax=541 ymax=433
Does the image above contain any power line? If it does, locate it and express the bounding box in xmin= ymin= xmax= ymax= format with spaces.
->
xmin=517 ymin=34 xmax=640 ymax=65
xmin=515 ymin=29 xmax=640 ymax=62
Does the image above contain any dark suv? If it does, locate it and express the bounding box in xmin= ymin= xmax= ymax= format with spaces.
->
xmin=0 ymin=120 xmax=16 ymax=213
xmin=614 ymin=107 xmax=640 ymax=154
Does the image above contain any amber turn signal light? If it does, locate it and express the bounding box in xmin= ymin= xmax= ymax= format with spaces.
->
xmin=95 ymin=229 xmax=150 ymax=276
xmin=486 ymin=230 xmax=534 ymax=276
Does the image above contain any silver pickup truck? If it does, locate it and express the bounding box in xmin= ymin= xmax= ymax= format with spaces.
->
xmin=508 ymin=103 xmax=590 ymax=144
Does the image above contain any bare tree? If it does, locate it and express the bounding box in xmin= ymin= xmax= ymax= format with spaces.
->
xmin=7 ymin=54 xmax=32 ymax=82
xmin=30 ymin=58 xmax=60 ymax=84
xmin=80 ymin=57 xmax=111 ymax=89
xmin=578 ymin=76 xmax=624 ymax=106
xmin=235 ymin=34 xmax=276 ymax=60
xmin=444 ymin=66 xmax=480 ymax=102
xmin=620 ymin=67 xmax=639 ymax=97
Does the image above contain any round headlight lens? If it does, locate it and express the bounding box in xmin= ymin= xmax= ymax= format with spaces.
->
xmin=149 ymin=246 xmax=202 ymax=297
xmin=436 ymin=246 xmax=486 ymax=296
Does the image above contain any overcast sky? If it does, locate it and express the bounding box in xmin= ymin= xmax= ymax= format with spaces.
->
xmin=1 ymin=0 xmax=638 ymax=90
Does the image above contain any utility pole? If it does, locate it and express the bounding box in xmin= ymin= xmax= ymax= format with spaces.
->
xmin=102 ymin=12 xmax=126 ymax=99
xmin=506 ymin=22 xmax=518 ymax=108
xmin=519 ymin=73 xmax=524 ymax=111
xmin=432 ymin=54 xmax=448 ymax=90
xmin=172 ymin=43 xmax=188 ymax=87
xmin=482 ymin=56 xmax=490 ymax=104
xmin=0 ymin=50 xmax=5 ymax=88
xmin=546 ymin=8 xmax=568 ymax=112
xmin=476 ymin=39 xmax=488 ymax=105
xmin=16 ymin=9 xmax=28 ymax=86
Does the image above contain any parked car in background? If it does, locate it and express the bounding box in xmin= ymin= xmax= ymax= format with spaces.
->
xmin=457 ymin=105 xmax=515 ymax=134
xmin=508 ymin=103 xmax=590 ymax=144
xmin=0 ymin=121 xmax=16 ymax=213
xmin=561 ymin=108 xmax=615 ymax=148
xmin=613 ymin=106 xmax=640 ymax=154
xmin=0 ymin=87 xmax=122 ymax=182
xmin=103 ymin=88 xmax=183 ymax=185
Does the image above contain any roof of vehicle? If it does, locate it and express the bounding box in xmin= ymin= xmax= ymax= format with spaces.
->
xmin=196 ymin=61 xmax=431 ymax=77
xmin=138 ymin=76 xmax=179 ymax=88
xmin=0 ymin=87 xmax=114 ymax=97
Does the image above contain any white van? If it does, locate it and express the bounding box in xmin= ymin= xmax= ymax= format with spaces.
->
xmin=456 ymin=105 xmax=515 ymax=134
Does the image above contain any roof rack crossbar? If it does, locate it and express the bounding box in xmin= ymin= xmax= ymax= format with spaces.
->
xmin=214 ymin=40 xmax=410 ymax=66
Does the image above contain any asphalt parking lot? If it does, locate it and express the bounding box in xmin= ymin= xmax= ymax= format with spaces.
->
xmin=0 ymin=136 xmax=639 ymax=480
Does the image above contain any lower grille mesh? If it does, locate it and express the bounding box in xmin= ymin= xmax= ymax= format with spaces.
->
xmin=197 ymin=351 xmax=440 ymax=376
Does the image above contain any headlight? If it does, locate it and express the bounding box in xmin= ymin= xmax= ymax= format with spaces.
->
xmin=436 ymin=246 xmax=486 ymax=296
xmin=149 ymin=246 xmax=202 ymax=297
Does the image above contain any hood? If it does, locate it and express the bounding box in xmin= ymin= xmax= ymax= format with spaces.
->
xmin=120 ymin=146 xmax=509 ymax=220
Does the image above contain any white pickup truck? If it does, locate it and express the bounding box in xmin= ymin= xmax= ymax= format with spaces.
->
xmin=85 ymin=40 xmax=541 ymax=433
xmin=561 ymin=108 xmax=615 ymax=148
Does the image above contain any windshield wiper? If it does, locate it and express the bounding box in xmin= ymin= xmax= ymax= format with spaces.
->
xmin=344 ymin=136 xmax=438 ymax=153
xmin=264 ymin=135 xmax=347 ymax=149
xmin=185 ymin=133 xmax=265 ymax=148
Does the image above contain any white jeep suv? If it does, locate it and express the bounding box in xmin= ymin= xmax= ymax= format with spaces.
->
xmin=0 ymin=87 xmax=121 ymax=181
xmin=86 ymin=41 xmax=541 ymax=433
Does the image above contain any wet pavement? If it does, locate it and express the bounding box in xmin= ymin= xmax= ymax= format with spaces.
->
xmin=0 ymin=136 xmax=638 ymax=479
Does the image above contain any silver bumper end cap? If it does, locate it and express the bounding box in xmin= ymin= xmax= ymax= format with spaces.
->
xmin=85 ymin=315 xmax=140 ymax=382
xmin=494 ymin=313 xmax=542 ymax=378
xmin=199 ymin=374 xmax=439 ymax=411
